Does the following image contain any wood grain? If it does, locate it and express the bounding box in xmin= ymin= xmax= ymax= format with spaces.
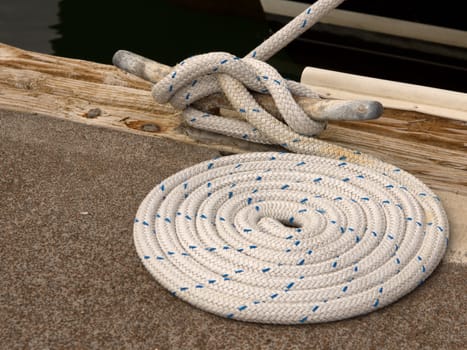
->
xmin=1 ymin=43 xmax=466 ymax=195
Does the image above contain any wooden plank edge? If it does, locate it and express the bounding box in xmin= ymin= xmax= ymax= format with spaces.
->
xmin=260 ymin=0 xmax=467 ymax=49
xmin=301 ymin=67 xmax=467 ymax=122
xmin=1 ymin=44 xmax=465 ymax=196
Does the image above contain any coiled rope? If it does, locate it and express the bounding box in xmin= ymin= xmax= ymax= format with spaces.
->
xmin=132 ymin=0 xmax=449 ymax=323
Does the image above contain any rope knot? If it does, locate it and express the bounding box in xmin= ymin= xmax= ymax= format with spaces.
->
xmin=151 ymin=52 xmax=327 ymax=143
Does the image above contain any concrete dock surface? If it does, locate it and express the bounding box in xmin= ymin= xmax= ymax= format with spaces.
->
xmin=1 ymin=110 xmax=465 ymax=349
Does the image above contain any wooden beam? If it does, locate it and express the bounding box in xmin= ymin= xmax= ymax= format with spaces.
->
xmin=0 ymin=43 xmax=466 ymax=196
xmin=260 ymin=0 xmax=467 ymax=49
xmin=301 ymin=67 xmax=467 ymax=121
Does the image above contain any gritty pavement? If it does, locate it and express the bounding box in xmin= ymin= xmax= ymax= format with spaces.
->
xmin=0 ymin=110 xmax=466 ymax=349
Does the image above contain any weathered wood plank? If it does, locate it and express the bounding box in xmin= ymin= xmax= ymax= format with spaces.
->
xmin=302 ymin=67 xmax=467 ymax=121
xmin=0 ymin=43 xmax=466 ymax=195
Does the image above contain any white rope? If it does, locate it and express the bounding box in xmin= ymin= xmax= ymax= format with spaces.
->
xmin=133 ymin=0 xmax=449 ymax=324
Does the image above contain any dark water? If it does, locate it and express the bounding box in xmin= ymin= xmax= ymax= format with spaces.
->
xmin=0 ymin=0 xmax=301 ymax=78
xmin=1 ymin=0 xmax=466 ymax=90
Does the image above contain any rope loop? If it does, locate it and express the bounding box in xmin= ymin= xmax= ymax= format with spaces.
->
xmin=151 ymin=52 xmax=327 ymax=141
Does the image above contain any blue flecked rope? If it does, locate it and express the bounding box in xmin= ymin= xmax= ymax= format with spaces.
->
xmin=133 ymin=0 xmax=449 ymax=324
xmin=151 ymin=0 xmax=344 ymax=142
